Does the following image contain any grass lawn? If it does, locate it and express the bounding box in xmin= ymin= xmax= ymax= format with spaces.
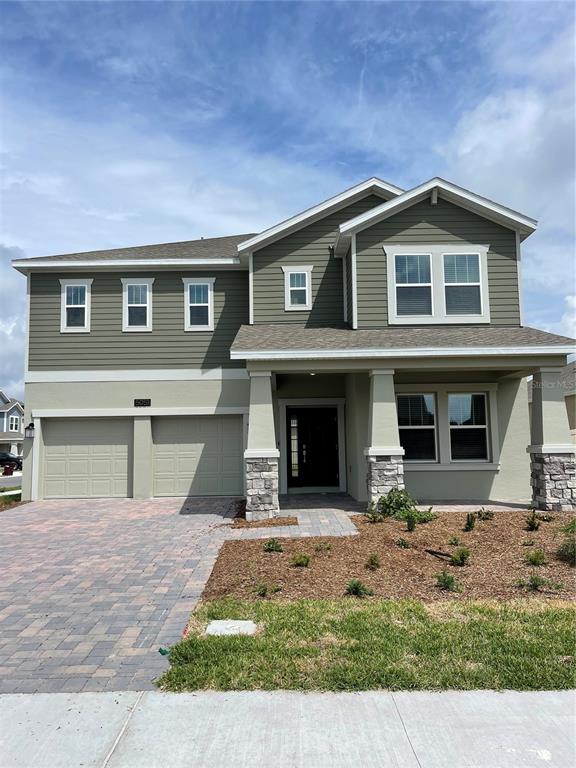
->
xmin=159 ymin=598 xmax=576 ymax=692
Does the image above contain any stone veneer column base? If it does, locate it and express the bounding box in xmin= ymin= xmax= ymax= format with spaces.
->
xmin=530 ymin=452 xmax=576 ymax=512
xmin=366 ymin=454 xmax=405 ymax=505
xmin=245 ymin=457 xmax=280 ymax=521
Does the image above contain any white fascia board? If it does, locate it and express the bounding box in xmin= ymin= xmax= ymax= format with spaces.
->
xmin=237 ymin=177 xmax=403 ymax=254
xmin=338 ymin=178 xmax=538 ymax=239
xmin=25 ymin=368 xmax=248 ymax=383
xmin=12 ymin=258 xmax=241 ymax=274
xmin=32 ymin=406 xmax=249 ymax=418
xmin=231 ymin=345 xmax=575 ymax=361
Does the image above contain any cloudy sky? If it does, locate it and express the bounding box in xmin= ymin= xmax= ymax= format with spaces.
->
xmin=1 ymin=1 xmax=574 ymax=399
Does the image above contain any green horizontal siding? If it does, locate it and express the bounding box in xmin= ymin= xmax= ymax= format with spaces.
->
xmin=29 ymin=271 xmax=248 ymax=370
xmin=252 ymin=195 xmax=383 ymax=326
xmin=356 ymin=198 xmax=520 ymax=327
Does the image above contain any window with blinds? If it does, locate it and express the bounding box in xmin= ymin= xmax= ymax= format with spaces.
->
xmin=444 ymin=254 xmax=482 ymax=315
xmin=397 ymin=394 xmax=437 ymax=461
xmin=395 ymin=254 xmax=432 ymax=316
xmin=448 ymin=393 xmax=489 ymax=461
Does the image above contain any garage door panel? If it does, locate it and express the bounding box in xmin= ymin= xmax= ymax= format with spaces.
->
xmin=42 ymin=419 xmax=131 ymax=499
xmin=153 ymin=416 xmax=243 ymax=497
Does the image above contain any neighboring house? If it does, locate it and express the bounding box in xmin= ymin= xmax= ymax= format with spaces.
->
xmin=528 ymin=362 xmax=576 ymax=441
xmin=0 ymin=390 xmax=24 ymax=456
xmin=12 ymin=177 xmax=576 ymax=514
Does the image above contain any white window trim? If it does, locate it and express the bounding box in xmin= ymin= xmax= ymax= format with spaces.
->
xmin=396 ymin=393 xmax=438 ymax=463
xmin=8 ymin=415 xmax=19 ymax=432
xmin=281 ymin=265 xmax=313 ymax=312
xmin=385 ymin=244 xmax=490 ymax=325
xmin=183 ymin=277 xmax=215 ymax=331
xmin=59 ymin=279 xmax=93 ymax=333
xmin=448 ymin=391 xmax=490 ymax=463
xmin=121 ymin=277 xmax=154 ymax=332
xmin=395 ymin=383 xmax=499 ymax=470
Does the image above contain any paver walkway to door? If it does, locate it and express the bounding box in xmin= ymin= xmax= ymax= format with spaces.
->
xmin=0 ymin=498 xmax=356 ymax=693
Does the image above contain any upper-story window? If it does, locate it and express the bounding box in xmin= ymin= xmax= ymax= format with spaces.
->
xmin=121 ymin=278 xmax=154 ymax=332
xmin=282 ymin=266 xmax=313 ymax=311
xmin=59 ymin=278 xmax=93 ymax=333
xmin=386 ymin=245 xmax=490 ymax=324
xmin=183 ymin=278 xmax=215 ymax=331
xmin=8 ymin=415 xmax=20 ymax=432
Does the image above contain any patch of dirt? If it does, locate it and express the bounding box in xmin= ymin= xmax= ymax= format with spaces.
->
xmin=0 ymin=500 xmax=23 ymax=513
xmin=231 ymin=516 xmax=299 ymax=529
xmin=204 ymin=511 xmax=576 ymax=602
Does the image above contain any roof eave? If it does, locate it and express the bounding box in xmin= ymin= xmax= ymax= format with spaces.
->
xmin=237 ymin=177 xmax=404 ymax=254
xmin=12 ymin=257 xmax=243 ymax=274
xmin=339 ymin=178 xmax=538 ymax=240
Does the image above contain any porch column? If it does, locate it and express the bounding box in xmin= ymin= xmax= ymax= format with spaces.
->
xmin=245 ymin=371 xmax=280 ymax=520
xmin=364 ymin=369 xmax=405 ymax=505
xmin=528 ymin=368 xmax=575 ymax=511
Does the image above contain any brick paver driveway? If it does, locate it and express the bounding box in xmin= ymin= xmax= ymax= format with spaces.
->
xmin=0 ymin=498 xmax=238 ymax=693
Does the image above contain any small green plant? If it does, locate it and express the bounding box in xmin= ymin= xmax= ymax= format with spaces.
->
xmin=560 ymin=518 xmax=576 ymax=536
xmin=396 ymin=538 xmax=410 ymax=549
xmin=556 ymin=538 xmax=576 ymax=566
xmin=253 ymin=582 xmax=282 ymax=597
xmin=463 ymin=512 xmax=476 ymax=532
xmin=406 ymin=513 xmax=416 ymax=532
xmin=365 ymin=501 xmax=385 ymax=523
xmin=376 ymin=488 xmax=417 ymax=518
xmin=345 ymin=579 xmax=374 ymax=597
xmin=450 ymin=546 xmax=470 ymax=566
xmin=291 ymin=553 xmax=310 ymax=568
xmin=524 ymin=549 xmax=547 ymax=567
xmin=314 ymin=542 xmax=332 ymax=553
xmin=526 ymin=511 xmax=541 ymax=531
xmin=516 ymin=574 xmax=562 ymax=592
xmin=263 ymin=538 xmax=283 ymax=553
xmin=365 ymin=554 xmax=380 ymax=571
xmin=436 ymin=570 xmax=459 ymax=592
xmin=448 ymin=536 xmax=460 ymax=546
xmin=476 ymin=507 xmax=494 ymax=521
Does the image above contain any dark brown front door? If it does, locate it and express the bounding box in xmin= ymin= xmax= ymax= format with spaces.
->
xmin=286 ymin=407 xmax=339 ymax=488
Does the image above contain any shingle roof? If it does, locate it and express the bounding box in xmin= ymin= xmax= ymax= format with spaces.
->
xmin=231 ymin=324 xmax=575 ymax=358
xmin=16 ymin=234 xmax=257 ymax=264
xmin=0 ymin=399 xmax=24 ymax=413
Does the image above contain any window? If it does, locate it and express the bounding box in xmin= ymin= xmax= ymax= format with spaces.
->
xmin=449 ymin=393 xmax=489 ymax=461
xmin=183 ymin=278 xmax=215 ymax=331
xmin=397 ymin=394 xmax=437 ymax=461
xmin=59 ymin=279 xmax=93 ymax=333
xmin=8 ymin=415 xmax=19 ymax=432
xmin=282 ymin=266 xmax=313 ymax=311
xmin=386 ymin=245 xmax=490 ymax=324
xmin=444 ymin=254 xmax=482 ymax=315
xmin=121 ymin=278 xmax=154 ymax=332
xmin=395 ymin=254 xmax=432 ymax=316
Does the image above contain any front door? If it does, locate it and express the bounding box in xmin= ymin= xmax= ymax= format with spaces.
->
xmin=286 ymin=407 xmax=339 ymax=488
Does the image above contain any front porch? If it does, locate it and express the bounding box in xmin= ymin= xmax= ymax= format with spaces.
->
xmin=242 ymin=363 xmax=575 ymax=520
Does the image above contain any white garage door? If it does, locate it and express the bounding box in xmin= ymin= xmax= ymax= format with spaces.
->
xmin=43 ymin=419 xmax=131 ymax=499
xmin=153 ymin=416 xmax=243 ymax=496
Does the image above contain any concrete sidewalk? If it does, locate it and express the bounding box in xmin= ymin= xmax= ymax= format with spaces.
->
xmin=0 ymin=690 xmax=573 ymax=767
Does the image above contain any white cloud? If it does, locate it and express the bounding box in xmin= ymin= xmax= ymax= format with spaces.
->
xmin=0 ymin=245 xmax=27 ymax=401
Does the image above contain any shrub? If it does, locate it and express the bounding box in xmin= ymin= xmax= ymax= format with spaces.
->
xmin=463 ymin=512 xmax=476 ymax=532
xmin=450 ymin=547 xmax=470 ymax=567
xmin=377 ymin=488 xmax=416 ymax=518
xmin=436 ymin=570 xmax=459 ymax=592
xmin=314 ymin=542 xmax=332 ymax=553
xmin=345 ymin=579 xmax=374 ymax=597
xmin=448 ymin=536 xmax=460 ymax=546
xmin=263 ymin=538 xmax=283 ymax=553
xmin=524 ymin=549 xmax=547 ymax=567
xmin=396 ymin=538 xmax=410 ymax=549
xmin=406 ymin=513 xmax=416 ymax=532
xmin=291 ymin=553 xmax=310 ymax=568
xmin=476 ymin=507 xmax=494 ymax=521
xmin=560 ymin=518 xmax=576 ymax=536
xmin=254 ymin=583 xmax=281 ymax=597
xmin=556 ymin=538 xmax=576 ymax=566
xmin=526 ymin=511 xmax=541 ymax=531
xmin=516 ymin=574 xmax=562 ymax=592
xmin=365 ymin=554 xmax=380 ymax=571
xmin=365 ymin=502 xmax=385 ymax=523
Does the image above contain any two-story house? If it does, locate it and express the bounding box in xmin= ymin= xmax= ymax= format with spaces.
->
xmin=0 ymin=390 xmax=24 ymax=457
xmin=13 ymin=177 xmax=575 ymax=515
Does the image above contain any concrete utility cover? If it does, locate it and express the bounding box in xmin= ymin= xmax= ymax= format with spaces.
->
xmin=205 ymin=620 xmax=257 ymax=636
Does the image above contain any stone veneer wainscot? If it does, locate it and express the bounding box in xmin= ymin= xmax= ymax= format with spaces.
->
xmin=245 ymin=457 xmax=280 ymax=521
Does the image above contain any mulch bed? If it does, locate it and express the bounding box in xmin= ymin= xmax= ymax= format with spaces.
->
xmin=204 ymin=510 xmax=576 ymax=602
xmin=231 ymin=516 xmax=299 ymax=529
